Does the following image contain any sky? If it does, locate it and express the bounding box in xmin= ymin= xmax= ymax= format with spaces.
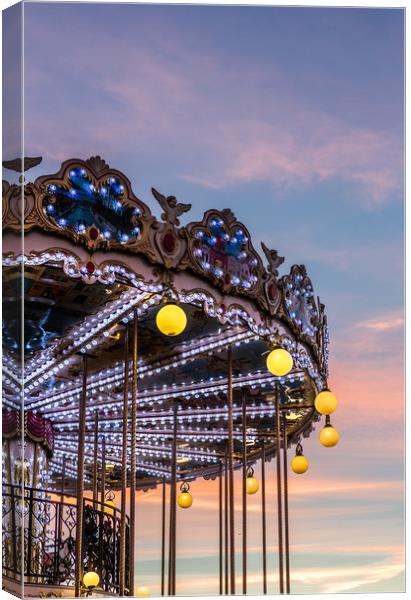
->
xmin=18 ymin=2 xmax=405 ymax=595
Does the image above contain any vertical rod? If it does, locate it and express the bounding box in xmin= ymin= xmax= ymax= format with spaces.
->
xmin=119 ymin=327 xmax=130 ymax=596
xmin=74 ymin=354 xmax=88 ymax=597
xmin=56 ymin=456 xmax=66 ymax=583
xmin=6 ymin=440 xmax=17 ymax=574
xmin=161 ymin=479 xmax=166 ymax=596
xmin=100 ymin=437 xmax=106 ymax=507
xmin=219 ymin=462 xmax=223 ymax=595
xmin=92 ymin=412 xmax=99 ymax=508
xmin=282 ymin=414 xmax=290 ymax=594
xmin=168 ymin=473 xmax=173 ymax=596
xmin=242 ymin=391 xmax=247 ymax=595
xmin=261 ymin=442 xmax=267 ymax=594
xmin=224 ymin=449 xmax=229 ymax=595
xmin=98 ymin=438 xmax=106 ymax=592
xmin=275 ymin=382 xmax=284 ymax=594
xmin=129 ymin=309 xmax=138 ymax=596
xmin=61 ymin=457 xmax=66 ymax=500
xmin=227 ymin=346 xmax=235 ymax=595
xmin=168 ymin=403 xmax=177 ymax=595
xmin=172 ymin=404 xmax=178 ymax=595
xmin=32 ymin=442 xmax=39 ymax=488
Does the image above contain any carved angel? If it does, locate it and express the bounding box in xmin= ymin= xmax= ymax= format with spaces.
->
xmin=261 ymin=242 xmax=285 ymax=277
xmin=151 ymin=188 xmax=191 ymax=226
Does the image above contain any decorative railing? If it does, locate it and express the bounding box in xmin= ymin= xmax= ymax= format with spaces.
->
xmin=2 ymin=484 xmax=129 ymax=594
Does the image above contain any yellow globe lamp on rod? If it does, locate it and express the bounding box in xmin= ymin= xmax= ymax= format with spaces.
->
xmin=291 ymin=443 xmax=309 ymax=474
xmin=156 ymin=303 xmax=187 ymax=337
xmin=83 ymin=570 xmax=100 ymax=590
xmin=177 ymin=482 xmax=193 ymax=509
xmin=246 ymin=466 xmax=259 ymax=495
xmin=136 ymin=586 xmax=151 ymax=597
xmin=266 ymin=347 xmax=293 ymax=377
xmin=319 ymin=415 xmax=340 ymax=447
xmin=315 ymin=389 xmax=338 ymax=415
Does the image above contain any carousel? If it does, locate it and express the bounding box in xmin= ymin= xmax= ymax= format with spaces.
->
xmin=2 ymin=155 xmax=340 ymax=597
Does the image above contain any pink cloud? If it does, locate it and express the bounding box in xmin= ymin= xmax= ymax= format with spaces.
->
xmin=23 ymin=23 xmax=403 ymax=209
xmin=355 ymin=312 xmax=404 ymax=332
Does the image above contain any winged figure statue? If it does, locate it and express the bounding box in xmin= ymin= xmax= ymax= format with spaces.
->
xmin=151 ymin=188 xmax=191 ymax=226
xmin=261 ymin=242 xmax=285 ymax=277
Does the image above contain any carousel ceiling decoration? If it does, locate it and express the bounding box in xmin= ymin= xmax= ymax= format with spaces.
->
xmin=3 ymin=155 xmax=331 ymax=490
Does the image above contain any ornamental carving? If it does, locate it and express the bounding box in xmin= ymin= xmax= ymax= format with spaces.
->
xmin=4 ymin=157 xmax=156 ymax=257
xmin=151 ymin=188 xmax=190 ymax=269
xmin=186 ymin=209 xmax=264 ymax=296
xmin=280 ymin=265 xmax=319 ymax=340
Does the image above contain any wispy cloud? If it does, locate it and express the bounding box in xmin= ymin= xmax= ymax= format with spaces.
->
xmin=181 ymin=117 xmax=402 ymax=208
xmin=355 ymin=312 xmax=404 ymax=332
xmin=24 ymin=16 xmax=403 ymax=209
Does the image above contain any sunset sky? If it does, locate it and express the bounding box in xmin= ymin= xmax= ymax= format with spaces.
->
xmin=19 ymin=3 xmax=404 ymax=594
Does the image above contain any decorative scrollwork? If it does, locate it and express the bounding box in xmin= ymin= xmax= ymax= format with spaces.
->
xmin=280 ymin=265 xmax=319 ymax=339
xmin=2 ymin=485 xmax=129 ymax=594
xmin=186 ymin=209 xmax=264 ymax=296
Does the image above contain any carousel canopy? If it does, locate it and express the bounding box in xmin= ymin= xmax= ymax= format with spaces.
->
xmin=2 ymin=155 xmax=330 ymax=490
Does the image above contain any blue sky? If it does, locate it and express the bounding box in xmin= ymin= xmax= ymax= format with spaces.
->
xmin=19 ymin=2 xmax=405 ymax=594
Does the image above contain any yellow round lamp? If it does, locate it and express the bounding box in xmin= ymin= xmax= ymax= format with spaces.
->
xmin=156 ymin=304 xmax=187 ymax=337
xmin=266 ymin=348 xmax=293 ymax=376
xmin=178 ymin=491 xmax=193 ymax=509
xmin=291 ymin=454 xmax=309 ymax=474
xmin=136 ymin=586 xmax=151 ymax=597
xmin=246 ymin=476 xmax=259 ymax=495
xmin=83 ymin=571 xmax=100 ymax=589
xmin=315 ymin=390 xmax=338 ymax=415
xmin=320 ymin=424 xmax=340 ymax=447
xmin=104 ymin=499 xmax=116 ymax=516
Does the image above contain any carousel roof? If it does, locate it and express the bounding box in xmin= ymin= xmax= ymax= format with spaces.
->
xmin=2 ymin=155 xmax=330 ymax=490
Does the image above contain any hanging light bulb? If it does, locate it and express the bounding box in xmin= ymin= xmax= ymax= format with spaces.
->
xmin=319 ymin=415 xmax=340 ymax=447
xmin=156 ymin=303 xmax=187 ymax=336
xmin=246 ymin=466 xmax=259 ymax=494
xmin=315 ymin=389 xmax=338 ymax=415
xmin=83 ymin=571 xmax=100 ymax=589
xmin=291 ymin=443 xmax=309 ymax=474
xmin=178 ymin=482 xmax=193 ymax=508
xmin=266 ymin=347 xmax=293 ymax=376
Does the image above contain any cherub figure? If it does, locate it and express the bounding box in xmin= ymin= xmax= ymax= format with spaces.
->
xmin=261 ymin=242 xmax=285 ymax=278
xmin=152 ymin=188 xmax=191 ymax=226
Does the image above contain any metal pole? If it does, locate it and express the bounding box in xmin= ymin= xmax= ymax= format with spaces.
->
xmin=55 ymin=456 xmax=66 ymax=584
xmin=168 ymin=403 xmax=177 ymax=595
xmin=242 ymin=391 xmax=247 ymax=595
xmin=161 ymin=479 xmax=166 ymax=596
xmin=100 ymin=437 xmax=106 ymax=507
xmin=99 ymin=437 xmax=106 ymax=591
xmin=119 ymin=327 xmax=130 ymax=596
xmin=172 ymin=404 xmax=178 ymax=595
xmin=282 ymin=414 xmax=290 ymax=594
xmin=74 ymin=354 xmax=88 ymax=597
xmin=261 ymin=442 xmax=267 ymax=594
xmin=227 ymin=346 xmax=235 ymax=595
xmin=129 ymin=309 xmax=138 ymax=596
xmin=224 ymin=449 xmax=229 ymax=595
xmin=61 ymin=457 xmax=66 ymax=500
xmin=275 ymin=382 xmax=284 ymax=594
xmin=219 ymin=462 xmax=223 ymax=596
xmin=92 ymin=412 xmax=99 ymax=508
